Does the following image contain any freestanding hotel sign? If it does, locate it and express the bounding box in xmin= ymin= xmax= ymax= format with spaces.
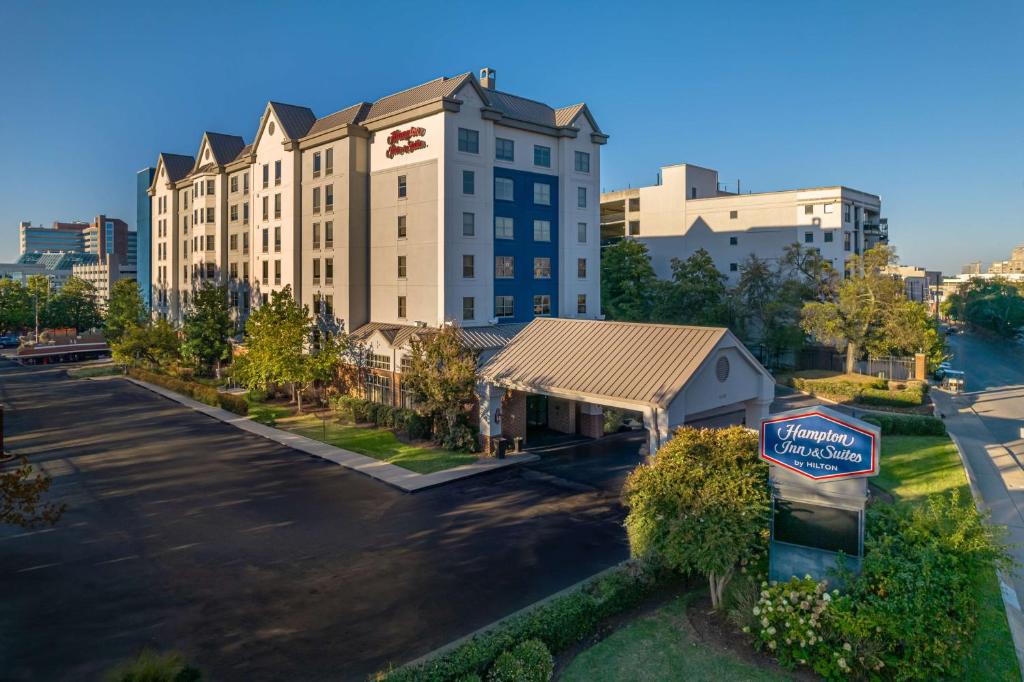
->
xmin=760 ymin=406 xmax=881 ymax=584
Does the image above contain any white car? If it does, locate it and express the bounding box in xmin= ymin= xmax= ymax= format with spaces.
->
xmin=621 ymin=417 xmax=644 ymax=431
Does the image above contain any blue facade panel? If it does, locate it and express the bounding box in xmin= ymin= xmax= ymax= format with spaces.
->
xmin=492 ymin=167 xmax=559 ymax=323
xmin=136 ymin=168 xmax=155 ymax=310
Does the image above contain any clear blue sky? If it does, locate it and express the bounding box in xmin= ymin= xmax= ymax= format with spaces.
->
xmin=1 ymin=0 xmax=1020 ymax=273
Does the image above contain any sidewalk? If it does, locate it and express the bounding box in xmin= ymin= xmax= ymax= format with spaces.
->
xmin=120 ymin=377 xmax=538 ymax=493
xmin=932 ymin=388 xmax=1024 ymax=673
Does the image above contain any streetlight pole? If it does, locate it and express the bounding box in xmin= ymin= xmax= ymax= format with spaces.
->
xmin=33 ymin=293 xmax=39 ymax=341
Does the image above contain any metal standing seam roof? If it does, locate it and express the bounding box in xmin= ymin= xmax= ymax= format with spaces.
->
xmin=268 ymin=102 xmax=317 ymax=140
xmin=479 ymin=318 xmax=729 ymax=408
xmin=350 ymin=321 xmax=528 ymax=352
xmin=361 ymin=73 xmax=475 ymax=123
xmin=307 ymin=102 xmax=372 ymax=136
xmin=161 ymin=153 xmax=196 ymax=183
xmin=204 ymin=132 xmax=246 ymax=165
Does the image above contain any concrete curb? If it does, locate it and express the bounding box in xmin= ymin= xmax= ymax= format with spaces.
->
xmin=116 ymin=377 xmax=539 ymax=493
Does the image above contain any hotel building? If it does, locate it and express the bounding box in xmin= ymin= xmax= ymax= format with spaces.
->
xmin=148 ymin=68 xmax=606 ymax=334
xmin=600 ymin=163 xmax=886 ymax=281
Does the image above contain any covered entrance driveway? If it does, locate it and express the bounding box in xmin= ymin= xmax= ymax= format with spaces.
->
xmin=477 ymin=318 xmax=776 ymax=455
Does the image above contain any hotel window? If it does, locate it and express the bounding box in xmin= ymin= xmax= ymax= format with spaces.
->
xmin=229 ymin=262 xmax=238 ymax=279
xmin=495 ymin=216 xmax=514 ymax=240
xmin=534 ymin=145 xmax=551 ymax=167
xmin=578 ymin=222 xmax=587 ymax=243
xmin=824 ymin=231 xmax=834 ymax=243
xmin=495 ymin=137 xmax=514 ymax=161
xmin=274 ymin=193 xmax=281 ymax=219
xmin=495 ymin=295 xmax=514 ymax=318
xmin=533 ymin=257 xmax=551 ymax=279
xmin=364 ymin=373 xmax=391 ymax=405
xmin=243 ymin=172 xmax=249 ymax=192
xmin=312 ymin=187 xmax=321 ymax=214
xmin=325 ymin=184 xmax=333 ymax=211
xmin=533 ymin=182 xmax=551 ymax=206
xmin=206 ymin=180 xmax=214 ymax=194
xmin=397 ymin=215 xmax=407 ymax=239
xmin=313 ymin=151 xmax=321 ymax=177
xmin=495 ymin=177 xmax=514 ymax=201
xmin=325 ymin=221 xmax=333 ymax=247
xmin=312 ymin=222 xmax=321 ymax=249
xmin=262 ymin=164 xmax=269 ymax=188
xmin=229 ymin=234 xmax=238 ymax=250
xmin=243 ymin=261 xmax=249 ymax=281
xmin=730 ymin=262 xmax=739 ymax=272
xmin=261 ymin=260 xmax=269 ymax=285
xmin=206 ymin=263 xmax=215 ymax=279
xmin=574 ymin=151 xmax=590 ymax=173
xmin=730 ymin=210 xmax=738 ymax=219
xmin=325 ymin=148 xmax=333 ymax=175
xmin=274 ymin=160 xmax=281 ymax=185
xmin=577 ymin=258 xmax=587 ymax=278
xmin=230 ymin=204 xmax=238 ymax=222
xmin=398 ymin=255 xmax=407 ymax=279
xmin=262 ymin=228 xmax=269 ymax=252
xmin=274 ymin=226 xmax=281 ymax=252
xmin=463 ymin=296 xmax=475 ymax=321
xmin=804 ymin=231 xmax=814 ymax=243
xmin=368 ymin=353 xmax=391 ymax=371
xmin=495 ymin=256 xmax=514 ymax=278
xmin=462 ymin=170 xmax=475 ymax=195
xmin=844 ymin=205 xmax=851 ymax=222
xmin=325 ymin=257 xmax=333 ymax=284
xmin=577 ymin=294 xmax=587 ymax=314
xmin=628 ymin=197 xmax=640 ymax=211
xmin=463 ymin=254 xmax=475 ymax=278
xmin=230 ymin=290 xmax=239 ymax=307
xmin=533 ymin=219 xmax=551 ymax=242
xmin=324 ymin=295 xmax=333 ymax=316
xmin=231 ymin=176 xmax=238 ymax=193
xmin=206 ymin=208 xmax=214 ymax=223
xmin=804 ymin=204 xmax=814 ymax=215
xmin=262 ymin=196 xmax=269 ymax=220
xmin=397 ymin=296 xmax=407 ymax=319
xmin=457 ymin=127 xmax=479 ymax=153
xmin=690 ymin=187 xmax=697 ymax=199
xmin=242 ymin=232 xmax=249 ymax=253
xmin=398 ymin=175 xmax=407 ymax=198
xmin=206 ymin=235 xmax=214 ymax=251
xmin=274 ymin=260 xmax=281 ymax=285
xmin=533 ymin=295 xmax=551 ymax=315
xmin=243 ymin=202 xmax=249 ymax=224
xmin=844 ymin=232 xmax=852 ymax=251
xmin=577 ymin=186 xmax=587 ymax=208
xmin=462 ymin=212 xmax=475 ymax=237
xmin=628 ymin=220 xmax=640 ymax=235
xmin=313 ymin=258 xmax=321 ymax=284
xmin=730 ymin=236 xmax=738 ymax=245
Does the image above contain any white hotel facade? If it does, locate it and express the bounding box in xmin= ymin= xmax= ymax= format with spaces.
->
xmin=148 ymin=68 xmax=606 ymax=335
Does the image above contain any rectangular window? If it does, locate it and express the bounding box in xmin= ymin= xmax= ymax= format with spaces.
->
xmin=274 ymin=160 xmax=281 ymax=185
xmin=325 ymin=257 xmax=333 ymax=284
xmin=495 ymin=177 xmax=514 ymax=201
xmin=206 ymin=235 xmax=214 ymax=251
xmin=243 ymin=261 xmax=249 ymax=281
xmin=274 ymin=260 xmax=281 ymax=285
xmin=243 ymin=172 xmax=249 ymax=192
xmin=690 ymin=187 xmax=697 ymax=199
xmin=462 ymin=170 xmax=475 ymax=195
xmin=206 ymin=263 xmax=215 ymax=279
xmin=274 ymin=193 xmax=281 ymax=219
xmin=533 ymin=295 xmax=551 ymax=315
xmin=397 ymin=215 xmax=407 ymax=239
xmin=628 ymin=197 xmax=640 ymax=211
xmin=397 ymin=296 xmax=407 ymax=319
xmin=274 ymin=226 xmax=281 ymax=252
xmin=628 ymin=220 xmax=640 ymax=235
xmin=824 ymin=231 xmax=835 ymax=243
xmin=804 ymin=204 xmax=814 ymax=215
xmin=824 ymin=203 xmax=835 ymax=214
xmin=312 ymin=187 xmax=320 ymax=214
xmin=730 ymin=210 xmax=738 ymax=219
xmin=495 ymin=137 xmax=514 ymax=161
xmin=495 ymin=216 xmax=514 ymax=240
xmin=577 ymin=258 xmax=587 ymax=278
xmin=463 ymin=254 xmax=475 ymax=278
xmin=577 ymin=186 xmax=587 ymax=208
xmin=262 ymin=260 xmax=268 ymax=285
xmin=312 ymin=222 xmax=321 ymax=249
xmin=577 ymin=294 xmax=587 ymax=314
xmin=805 ymin=231 xmax=814 ymax=243
xmin=206 ymin=207 xmax=214 ymax=223
xmin=262 ymin=164 xmax=269 ymax=188
xmin=398 ymin=175 xmax=407 ymax=198
xmin=730 ymin=262 xmax=739 ymax=272
xmin=574 ymin=151 xmax=590 ymax=173
xmin=462 ymin=212 xmax=475 ymax=237
xmin=457 ymin=127 xmax=479 ymax=153
xmin=229 ymin=262 xmax=238 ymax=279
xmin=730 ymin=236 xmax=738 ymax=245
xmin=243 ymin=202 xmax=249 ymax=224
xmin=578 ymin=222 xmax=587 ymax=243
xmin=325 ymin=148 xmax=333 ymax=175
xmin=262 ymin=196 xmax=269 ymax=220
xmin=533 ymin=182 xmax=551 ymax=206
xmin=534 ymin=145 xmax=551 ymax=167
xmin=313 ymin=151 xmax=321 ymax=177
xmin=230 ymin=204 xmax=238 ymax=221
xmin=495 ymin=256 xmax=514 ymax=279
xmin=313 ymin=258 xmax=321 ymax=284
xmin=242 ymin=232 xmax=249 ymax=253
xmin=495 ymin=295 xmax=514 ymax=318
xmin=844 ymin=232 xmax=852 ymax=251
xmin=533 ymin=219 xmax=551 ymax=242
xmin=230 ymin=176 xmax=238 ymax=193
xmin=325 ymin=184 xmax=333 ymax=211
xmin=206 ymin=179 xmax=214 ymax=195
xmin=397 ymin=255 xmax=407 ymax=278
xmin=462 ymin=296 xmax=475 ymax=321
xmin=367 ymin=353 xmax=391 ymax=371
xmin=262 ymin=228 xmax=268 ymax=252
xmin=325 ymin=221 xmax=333 ymax=247
xmin=533 ymin=257 xmax=551 ymax=279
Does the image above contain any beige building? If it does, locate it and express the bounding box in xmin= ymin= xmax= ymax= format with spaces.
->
xmin=988 ymin=245 xmax=1024 ymax=275
xmin=600 ymin=163 xmax=885 ymax=281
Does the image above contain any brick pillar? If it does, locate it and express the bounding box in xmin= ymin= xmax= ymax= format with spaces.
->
xmin=501 ymin=390 xmax=527 ymax=445
xmin=579 ymin=402 xmax=603 ymax=439
xmin=914 ymin=353 xmax=926 ymax=381
xmin=547 ymin=397 xmax=576 ymax=434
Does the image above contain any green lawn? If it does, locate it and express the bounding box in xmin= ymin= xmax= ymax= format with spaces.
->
xmin=245 ymin=395 xmax=295 ymax=426
xmin=273 ymin=413 xmax=477 ymax=474
xmin=876 ymin=435 xmax=1020 ymax=682
xmin=560 ymin=596 xmax=788 ymax=682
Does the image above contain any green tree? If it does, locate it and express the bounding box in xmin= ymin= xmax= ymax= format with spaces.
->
xmin=25 ymin=274 xmax=51 ymax=331
xmin=2 ymin=458 xmax=65 ymax=528
xmin=653 ymin=248 xmax=728 ymax=325
xmin=46 ymin=276 xmax=102 ymax=332
xmin=0 ymin=279 xmax=33 ymax=334
xmin=945 ymin=278 xmax=1024 ymax=338
xmin=402 ymin=323 xmax=479 ymax=451
xmin=780 ymin=242 xmax=838 ymax=302
xmin=623 ymin=426 xmax=769 ymax=609
xmin=181 ymin=282 xmax=234 ymax=375
xmin=111 ymin=318 xmax=181 ymax=368
xmin=104 ymin=279 xmax=147 ymax=345
xmin=600 ymin=239 xmax=659 ymax=321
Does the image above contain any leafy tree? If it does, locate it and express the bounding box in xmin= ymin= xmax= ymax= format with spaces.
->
xmin=600 ymin=239 xmax=659 ymax=321
xmin=2 ymin=458 xmax=65 ymax=528
xmin=25 ymin=274 xmax=51 ymax=331
xmin=780 ymin=242 xmax=838 ymax=302
xmin=944 ymin=278 xmax=1024 ymax=338
xmin=181 ymin=282 xmax=234 ymax=375
xmin=104 ymin=279 xmax=146 ymax=345
xmin=623 ymin=426 xmax=768 ymax=609
xmin=402 ymin=323 xmax=479 ymax=451
xmin=46 ymin=276 xmax=102 ymax=332
xmin=0 ymin=278 xmax=33 ymax=334
xmin=653 ymin=248 xmax=728 ymax=325
xmin=111 ymin=318 xmax=181 ymax=368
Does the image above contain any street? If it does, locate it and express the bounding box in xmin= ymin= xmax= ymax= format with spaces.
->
xmin=0 ymin=361 xmax=629 ymax=681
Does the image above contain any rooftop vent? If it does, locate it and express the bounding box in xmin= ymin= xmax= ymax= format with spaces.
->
xmin=479 ymin=67 xmax=496 ymax=90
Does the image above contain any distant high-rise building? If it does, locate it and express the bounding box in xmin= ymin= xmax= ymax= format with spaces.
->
xmin=961 ymin=261 xmax=982 ymax=275
xmin=137 ymin=167 xmax=155 ymax=310
xmin=988 ymin=245 xmax=1024 ymax=275
xmin=19 ymin=220 xmax=90 ymax=254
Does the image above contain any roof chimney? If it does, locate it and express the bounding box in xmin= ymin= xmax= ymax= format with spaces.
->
xmin=479 ymin=67 xmax=496 ymax=90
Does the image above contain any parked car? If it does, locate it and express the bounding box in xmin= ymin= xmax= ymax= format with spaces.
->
xmin=934 ymin=361 xmax=953 ymax=380
xmin=0 ymin=335 xmax=20 ymax=348
xmin=942 ymin=370 xmax=966 ymax=393
xmin=620 ymin=417 xmax=644 ymax=431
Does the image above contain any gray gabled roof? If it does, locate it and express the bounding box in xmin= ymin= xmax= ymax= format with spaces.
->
xmin=204 ymin=132 xmax=246 ymax=165
xmin=479 ymin=318 xmax=731 ymax=409
xmin=307 ymin=102 xmax=372 ymax=136
xmin=485 ymin=90 xmax=560 ymax=128
xmin=350 ymin=321 xmax=528 ymax=352
xmin=161 ymin=153 xmax=195 ymax=182
xmin=362 ymin=72 xmax=475 ymax=122
xmin=268 ymin=102 xmax=317 ymax=140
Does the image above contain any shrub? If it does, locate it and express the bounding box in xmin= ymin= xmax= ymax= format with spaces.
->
xmin=487 ymin=640 xmax=552 ymax=682
xmin=405 ymin=411 xmax=433 ymax=441
xmin=128 ymin=367 xmax=248 ymax=416
xmin=863 ymin=413 xmax=946 ymax=436
xmin=442 ymin=423 xmax=480 ymax=453
xmin=217 ymin=392 xmax=249 ymax=416
xmin=858 ymin=384 xmax=925 ymax=407
xmin=103 ymin=649 xmax=202 ymax=682
xmin=792 ymin=376 xmax=926 ymax=408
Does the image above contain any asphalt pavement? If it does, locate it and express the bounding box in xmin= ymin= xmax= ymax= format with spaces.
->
xmin=0 ymin=360 xmax=630 ymax=681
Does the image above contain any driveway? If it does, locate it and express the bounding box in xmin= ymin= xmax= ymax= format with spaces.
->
xmin=525 ymin=431 xmax=647 ymax=494
xmin=0 ymin=361 xmax=628 ymax=681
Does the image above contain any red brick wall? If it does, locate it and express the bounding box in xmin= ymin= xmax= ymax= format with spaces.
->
xmin=501 ymin=390 xmax=527 ymax=444
xmin=547 ymin=397 xmax=576 ymax=434
xmin=579 ymin=412 xmax=603 ymax=439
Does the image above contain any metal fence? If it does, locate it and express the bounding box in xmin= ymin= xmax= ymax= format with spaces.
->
xmin=855 ymin=356 xmax=916 ymax=381
xmin=746 ymin=343 xmax=916 ymax=380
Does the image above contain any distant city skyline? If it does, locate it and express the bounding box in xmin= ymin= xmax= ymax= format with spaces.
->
xmin=1 ymin=0 xmax=1021 ymax=275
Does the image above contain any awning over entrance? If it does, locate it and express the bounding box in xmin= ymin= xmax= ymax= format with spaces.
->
xmin=476 ymin=318 xmax=775 ymax=454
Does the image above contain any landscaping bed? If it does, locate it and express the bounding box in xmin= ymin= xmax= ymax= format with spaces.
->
xmin=785 ymin=371 xmax=932 ymax=412
xmin=127 ymin=367 xmax=249 ymax=415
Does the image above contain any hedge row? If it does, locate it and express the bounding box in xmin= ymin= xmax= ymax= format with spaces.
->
xmin=863 ymin=413 xmax=947 ymax=436
xmin=792 ymin=377 xmax=927 ymax=408
xmin=381 ymin=562 xmax=664 ymax=681
xmin=128 ymin=367 xmax=249 ymax=416
xmin=330 ymin=395 xmax=432 ymax=440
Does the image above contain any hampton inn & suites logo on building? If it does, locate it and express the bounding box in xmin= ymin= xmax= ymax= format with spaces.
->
xmin=386 ymin=127 xmax=427 ymax=158
xmin=759 ymin=409 xmax=879 ymax=481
